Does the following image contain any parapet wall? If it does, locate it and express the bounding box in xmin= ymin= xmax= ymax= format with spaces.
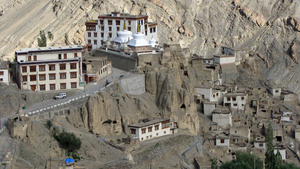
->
xmin=118 ymin=74 xmax=145 ymax=95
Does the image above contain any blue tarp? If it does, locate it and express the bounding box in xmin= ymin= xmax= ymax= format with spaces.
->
xmin=65 ymin=158 xmax=74 ymax=163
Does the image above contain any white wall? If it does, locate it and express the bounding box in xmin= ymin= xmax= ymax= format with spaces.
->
xmin=203 ymin=103 xmax=216 ymax=116
xmin=212 ymin=113 xmax=232 ymax=129
xmin=214 ymin=56 xmax=235 ymax=64
xmin=223 ymin=95 xmax=247 ymax=110
xmin=271 ymin=88 xmax=281 ymax=97
xmin=254 ymin=142 xmax=265 ymax=149
xmin=0 ymin=69 xmax=9 ymax=85
xmin=216 ymin=138 xmax=229 ymax=147
xmin=17 ymin=51 xmax=82 ymax=62
xmin=194 ymin=88 xmax=211 ymax=101
xmin=274 ymin=149 xmax=286 ymax=160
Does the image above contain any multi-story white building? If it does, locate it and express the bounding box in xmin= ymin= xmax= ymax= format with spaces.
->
xmin=128 ymin=118 xmax=170 ymax=141
xmin=223 ymin=93 xmax=247 ymax=110
xmin=0 ymin=61 xmax=10 ymax=85
xmin=85 ymin=11 xmax=158 ymax=50
xmin=15 ymin=46 xmax=84 ymax=91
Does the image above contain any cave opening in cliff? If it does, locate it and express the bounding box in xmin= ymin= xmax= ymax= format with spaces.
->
xmin=102 ymin=119 xmax=112 ymax=125
xmin=184 ymin=71 xmax=188 ymax=77
xmin=180 ymin=104 xmax=186 ymax=109
xmin=113 ymin=121 xmax=117 ymax=124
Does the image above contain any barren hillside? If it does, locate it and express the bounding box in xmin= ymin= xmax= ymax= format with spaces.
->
xmin=1 ymin=0 xmax=300 ymax=93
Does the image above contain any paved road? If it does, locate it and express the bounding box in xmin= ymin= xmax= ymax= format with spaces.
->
xmin=0 ymin=68 xmax=128 ymax=127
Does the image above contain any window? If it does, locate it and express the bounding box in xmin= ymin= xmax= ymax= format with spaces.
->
xmin=213 ymin=94 xmax=215 ymax=98
xmin=70 ymin=72 xmax=77 ymax=78
xmin=22 ymin=76 xmax=27 ymax=82
xmin=141 ymin=128 xmax=146 ymax=134
xmin=227 ymin=97 xmax=230 ymax=101
xmin=141 ymin=137 xmax=143 ymax=140
xmin=259 ymin=143 xmax=264 ymax=147
xmin=88 ymin=32 xmax=91 ymax=37
xmin=0 ymin=71 xmax=3 ymax=75
xmin=155 ymin=125 xmax=159 ymax=131
xmin=22 ymin=66 xmax=27 ymax=73
xmin=242 ymin=104 xmax=244 ymax=106
xmin=130 ymin=129 xmax=136 ymax=134
xmin=60 ymin=64 xmax=66 ymax=70
xmin=94 ymin=40 xmax=97 ymax=45
xmin=64 ymin=54 xmax=67 ymax=59
xmin=28 ymin=55 xmax=31 ymax=61
xmin=216 ymin=93 xmax=219 ymax=96
xmin=0 ymin=78 xmax=2 ymax=81
xmin=220 ymin=139 xmax=225 ymax=143
xmin=60 ymin=83 xmax=66 ymax=89
xmin=150 ymin=135 xmax=152 ymax=138
xmin=117 ymin=27 xmax=120 ymax=31
xmin=34 ymin=55 xmax=37 ymax=61
xmin=153 ymin=27 xmax=156 ymax=32
xmin=100 ymin=20 xmax=103 ymax=25
xmin=39 ymin=65 xmax=45 ymax=71
xmin=275 ymin=90 xmax=279 ymax=93
xmin=30 ymin=66 xmax=36 ymax=72
xmin=49 ymin=64 xmax=55 ymax=71
xmin=30 ymin=75 xmax=36 ymax=81
xmin=116 ymin=20 xmax=120 ymax=25
xmin=109 ymin=33 xmax=112 ymax=38
xmin=88 ymin=40 xmax=91 ymax=44
xmin=128 ymin=27 xmax=131 ymax=31
xmin=146 ymin=136 xmax=148 ymax=139
xmin=70 ymin=63 xmax=76 ymax=69
xmin=148 ymin=127 xmax=152 ymax=132
xmin=141 ymin=20 xmax=143 ymax=25
xmin=162 ymin=121 xmax=169 ymax=129
xmin=58 ymin=54 xmax=62 ymax=59
xmin=145 ymin=31 xmax=147 ymax=35
xmin=50 ymin=84 xmax=55 ymax=90
xmin=60 ymin=73 xmax=66 ymax=79
xmin=101 ymin=33 xmax=104 ymax=38
xmin=156 ymin=133 xmax=159 ymax=136
xmin=232 ymin=97 xmax=236 ymax=101
xmin=94 ymin=32 xmax=97 ymax=37
xmin=49 ymin=74 xmax=56 ymax=80
xmin=109 ymin=27 xmax=112 ymax=31
xmin=108 ymin=20 xmax=112 ymax=25
xmin=71 ymin=82 xmax=77 ymax=88
xmin=241 ymin=97 xmax=244 ymax=100
xmin=164 ymin=131 xmax=166 ymax=134
xmin=40 ymin=85 xmax=45 ymax=91
xmin=39 ymin=74 xmax=46 ymax=81
xmin=233 ymin=104 xmax=238 ymax=106
xmin=74 ymin=53 xmax=77 ymax=58
xmin=128 ymin=21 xmax=131 ymax=25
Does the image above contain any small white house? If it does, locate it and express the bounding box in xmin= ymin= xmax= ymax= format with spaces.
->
xmin=254 ymin=136 xmax=266 ymax=149
xmin=212 ymin=107 xmax=232 ymax=129
xmin=216 ymin=136 xmax=230 ymax=147
xmin=268 ymin=87 xmax=281 ymax=97
xmin=194 ymin=86 xmax=222 ymax=102
xmin=223 ymin=93 xmax=247 ymax=110
xmin=128 ymin=118 xmax=170 ymax=141
xmin=213 ymin=55 xmax=235 ymax=65
xmin=203 ymin=102 xmax=217 ymax=116
xmin=0 ymin=61 xmax=10 ymax=85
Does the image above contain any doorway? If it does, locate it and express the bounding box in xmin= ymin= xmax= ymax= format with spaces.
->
xmin=31 ymin=85 xmax=36 ymax=91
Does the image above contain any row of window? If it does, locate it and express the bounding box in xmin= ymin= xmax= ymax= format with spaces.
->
xmin=101 ymin=20 xmax=131 ymax=26
xmin=226 ymin=96 xmax=245 ymax=102
xmin=22 ymin=72 xmax=77 ymax=82
xmin=27 ymin=53 xmax=78 ymax=62
xmin=33 ymin=82 xmax=77 ymax=91
xmin=22 ymin=63 xmax=77 ymax=73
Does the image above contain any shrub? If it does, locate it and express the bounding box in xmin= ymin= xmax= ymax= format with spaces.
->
xmin=54 ymin=130 xmax=82 ymax=152
xmin=46 ymin=120 xmax=53 ymax=129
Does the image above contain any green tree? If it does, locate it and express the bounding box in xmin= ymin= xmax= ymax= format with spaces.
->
xmin=46 ymin=119 xmax=53 ymax=129
xmin=211 ymin=158 xmax=217 ymax=169
xmin=37 ymin=30 xmax=47 ymax=47
xmin=265 ymin=123 xmax=275 ymax=169
xmin=275 ymin=149 xmax=282 ymax=169
xmin=280 ymin=162 xmax=300 ymax=169
xmin=47 ymin=31 xmax=54 ymax=40
xmin=54 ymin=130 xmax=82 ymax=152
xmin=221 ymin=151 xmax=263 ymax=169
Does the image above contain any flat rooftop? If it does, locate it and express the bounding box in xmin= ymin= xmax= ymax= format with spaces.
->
xmin=16 ymin=46 xmax=83 ymax=54
xmin=128 ymin=118 xmax=170 ymax=128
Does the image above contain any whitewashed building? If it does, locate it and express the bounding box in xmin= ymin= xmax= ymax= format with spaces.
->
xmin=128 ymin=118 xmax=170 ymax=141
xmin=212 ymin=107 xmax=232 ymax=129
xmin=213 ymin=55 xmax=235 ymax=65
xmin=274 ymin=146 xmax=286 ymax=160
xmin=0 ymin=61 xmax=10 ymax=85
xmin=223 ymin=93 xmax=247 ymax=110
xmin=268 ymin=87 xmax=281 ymax=97
xmin=15 ymin=46 xmax=84 ymax=91
xmin=216 ymin=136 xmax=230 ymax=147
xmin=254 ymin=136 xmax=266 ymax=149
xmin=85 ymin=12 xmax=158 ymax=50
xmin=194 ymin=86 xmax=222 ymax=102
